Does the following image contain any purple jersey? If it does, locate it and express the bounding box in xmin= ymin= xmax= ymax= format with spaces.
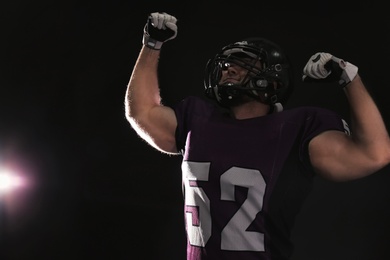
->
xmin=174 ymin=96 xmax=347 ymax=260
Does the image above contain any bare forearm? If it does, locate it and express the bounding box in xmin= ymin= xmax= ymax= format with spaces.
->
xmin=344 ymin=75 xmax=390 ymax=163
xmin=125 ymin=46 xmax=161 ymax=120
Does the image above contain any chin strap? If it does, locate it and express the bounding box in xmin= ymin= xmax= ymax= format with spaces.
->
xmin=268 ymin=102 xmax=283 ymax=114
xmin=273 ymin=102 xmax=283 ymax=112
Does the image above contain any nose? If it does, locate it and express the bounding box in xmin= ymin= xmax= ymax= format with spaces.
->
xmin=226 ymin=63 xmax=240 ymax=75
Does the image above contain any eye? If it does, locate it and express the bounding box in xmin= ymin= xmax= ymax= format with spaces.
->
xmin=220 ymin=62 xmax=230 ymax=70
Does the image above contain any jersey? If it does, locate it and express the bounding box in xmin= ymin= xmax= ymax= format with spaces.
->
xmin=174 ymin=96 xmax=348 ymax=260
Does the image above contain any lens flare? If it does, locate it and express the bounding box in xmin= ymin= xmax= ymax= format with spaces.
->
xmin=0 ymin=169 xmax=24 ymax=195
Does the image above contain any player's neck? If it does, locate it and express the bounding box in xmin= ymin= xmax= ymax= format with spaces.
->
xmin=230 ymin=100 xmax=271 ymax=120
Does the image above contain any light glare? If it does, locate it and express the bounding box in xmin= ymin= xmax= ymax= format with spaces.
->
xmin=0 ymin=169 xmax=23 ymax=194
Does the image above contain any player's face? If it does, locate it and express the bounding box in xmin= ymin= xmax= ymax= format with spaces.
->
xmin=218 ymin=57 xmax=262 ymax=85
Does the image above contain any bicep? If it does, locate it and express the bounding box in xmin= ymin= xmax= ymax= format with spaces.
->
xmin=130 ymin=105 xmax=179 ymax=154
xmin=308 ymin=130 xmax=374 ymax=181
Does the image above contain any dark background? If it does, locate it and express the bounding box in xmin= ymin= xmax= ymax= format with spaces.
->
xmin=1 ymin=1 xmax=390 ymax=259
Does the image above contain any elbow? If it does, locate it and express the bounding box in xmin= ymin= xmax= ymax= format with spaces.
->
xmin=125 ymin=107 xmax=142 ymax=131
xmin=124 ymin=98 xmax=139 ymax=123
xmin=368 ymin=140 xmax=390 ymax=172
xmin=124 ymin=103 xmax=142 ymax=134
xmin=377 ymin=142 xmax=390 ymax=168
xmin=124 ymin=89 xmax=140 ymax=121
xmin=124 ymin=97 xmax=132 ymax=119
xmin=124 ymin=107 xmax=134 ymax=123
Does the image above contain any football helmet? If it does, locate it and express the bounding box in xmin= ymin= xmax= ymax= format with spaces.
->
xmin=204 ymin=37 xmax=294 ymax=107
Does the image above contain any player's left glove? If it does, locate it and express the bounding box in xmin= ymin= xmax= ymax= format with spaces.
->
xmin=302 ymin=52 xmax=358 ymax=88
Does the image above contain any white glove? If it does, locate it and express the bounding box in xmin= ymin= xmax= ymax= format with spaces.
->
xmin=142 ymin=12 xmax=178 ymax=50
xmin=302 ymin=52 xmax=358 ymax=87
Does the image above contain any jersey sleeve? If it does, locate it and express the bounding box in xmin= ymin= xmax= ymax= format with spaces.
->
xmin=299 ymin=107 xmax=349 ymax=167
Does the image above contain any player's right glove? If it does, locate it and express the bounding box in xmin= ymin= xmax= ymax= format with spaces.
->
xmin=142 ymin=12 xmax=178 ymax=50
xmin=302 ymin=52 xmax=358 ymax=88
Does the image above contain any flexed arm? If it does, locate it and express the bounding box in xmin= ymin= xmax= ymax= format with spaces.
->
xmin=125 ymin=12 xmax=180 ymax=154
xmin=303 ymin=53 xmax=390 ymax=181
